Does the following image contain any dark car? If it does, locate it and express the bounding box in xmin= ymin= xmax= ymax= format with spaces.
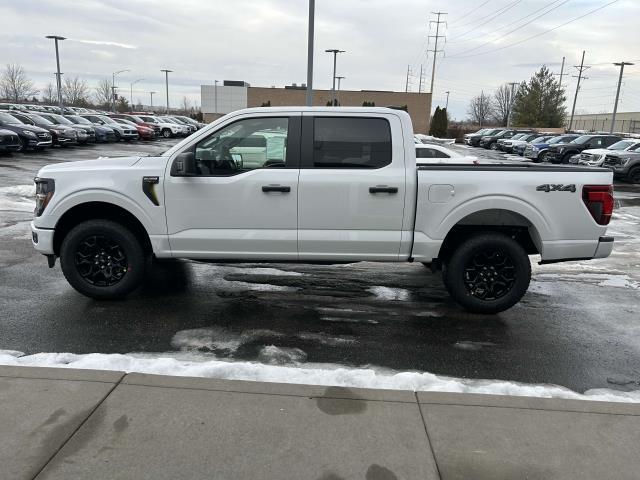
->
xmin=465 ymin=128 xmax=496 ymax=147
xmin=0 ymin=112 xmax=52 ymax=151
xmin=523 ymin=134 xmax=580 ymax=162
xmin=81 ymin=114 xmax=138 ymax=141
xmin=547 ymin=134 xmax=622 ymax=164
xmin=498 ymin=133 xmax=539 ymax=153
xmin=0 ymin=128 xmax=22 ymax=154
xmin=512 ymin=135 xmax=553 ymax=156
xmin=65 ymin=115 xmax=116 ymax=143
xmin=174 ymin=115 xmax=206 ymax=130
xmin=38 ymin=112 xmax=96 ymax=144
xmin=480 ymin=129 xmax=530 ymax=150
xmin=10 ymin=112 xmax=78 ymax=146
xmin=110 ymin=113 xmax=161 ymax=136
xmin=603 ymin=150 xmax=640 ymax=183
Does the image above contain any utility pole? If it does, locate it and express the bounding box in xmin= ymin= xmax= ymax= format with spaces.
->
xmin=405 ymin=65 xmax=412 ymax=92
xmin=336 ymin=76 xmax=345 ymax=106
xmin=418 ymin=65 xmax=425 ymax=93
xmin=111 ymin=69 xmax=129 ymax=112
xmin=569 ymin=51 xmax=589 ymax=131
xmin=506 ymin=82 xmax=518 ymax=128
xmin=45 ymin=36 xmax=65 ymax=113
xmin=130 ymin=78 xmax=144 ymax=112
xmin=611 ymin=61 xmax=634 ymax=134
xmin=214 ymin=80 xmax=219 ymax=114
xmin=444 ymin=91 xmax=450 ymax=110
xmin=325 ymin=49 xmax=345 ymax=106
xmin=428 ymin=12 xmax=447 ymax=94
xmin=160 ymin=69 xmax=173 ymax=113
xmin=553 ymin=56 xmax=566 ymax=88
xmin=149 ymin=91 xmax=156 ymax=109
xmin=306 ymin=0 xmax=315 ymax=106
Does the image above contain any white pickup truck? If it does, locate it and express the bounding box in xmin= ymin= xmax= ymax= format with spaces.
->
xmin=31 ymin=107 xmax=615 ymax=313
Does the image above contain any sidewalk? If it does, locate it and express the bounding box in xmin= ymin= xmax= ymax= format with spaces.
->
xmin=2 ymin=365 xmax=639 ymax=480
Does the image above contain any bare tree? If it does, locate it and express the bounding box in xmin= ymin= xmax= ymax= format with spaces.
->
xmin=0 ymin=64 xmax=39 ymax=102
xmin=492 ymin=84 xmax=516 ymax=126
xmin=62 ymin=76 xmax=90 ymax=106
xmin=94 ymin=77 xmax=114 ymax=108
xmin=467 ymin=92 xmax=494 ymax=127
xmin=41 ymin=82 xmax=56 ymax=104
xmin=180 ymin=96 xmax=191 ymax=113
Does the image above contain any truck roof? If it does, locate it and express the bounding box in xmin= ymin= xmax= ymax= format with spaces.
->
xmin=232 ymin=106 xmax=411 ymax=116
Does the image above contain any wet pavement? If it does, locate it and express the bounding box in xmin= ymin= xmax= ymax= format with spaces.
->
xmin=1 ymin=140 xmax=639 ymax=393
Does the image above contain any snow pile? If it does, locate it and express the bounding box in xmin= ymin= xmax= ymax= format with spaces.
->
xmin=1 ymin=349 xmax=639 ymax=403
xmin=171 ymin=328 xmax=284 ymax=355
xmin=367 ymin=286 xmax=410 ymax=301
xmin=0 ymin=184 xmax=35 ymax=212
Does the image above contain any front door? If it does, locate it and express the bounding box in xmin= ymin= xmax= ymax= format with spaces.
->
xmin=297 ymin=113 xmax=407 ymax=261
xmin=164 ymin=114 xmax=301 ymax=260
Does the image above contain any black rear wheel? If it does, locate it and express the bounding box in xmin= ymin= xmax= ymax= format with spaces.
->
xmin=60 ymin=219 xmax=147 ymax=299
xmin=442 ymin=232 xmax=531 ymax=313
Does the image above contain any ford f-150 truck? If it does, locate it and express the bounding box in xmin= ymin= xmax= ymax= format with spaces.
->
xmin=30 ymin=107 xmax=615 ymax=313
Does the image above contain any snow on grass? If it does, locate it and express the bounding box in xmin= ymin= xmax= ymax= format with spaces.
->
xmin=0 ymin=184 xmax=34 ymax=212
xmin=367 ymin=286 xmax=410 ymax=301
xmin=2 ymin=348 xmax=639 ymax=403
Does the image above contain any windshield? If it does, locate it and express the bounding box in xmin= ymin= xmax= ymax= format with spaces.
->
xmin=67 ymin=115 xmax=92 ymax=125
xmin=0 ymin=112 xmax=21 ymax=124
xmin=608 ymin=140 xmax=635 ymax=150
xmin=484 ymin=129 xmax=502 ymax=136
xmin=161 ymin=117 xmax=179 ymax=124
xmin=510 ymin=134 xmax=526 ymax=140
xmin=628 ymin=143 xmax=640 ymax=152
xmin=571 ymin=135 xmax=593 ymax=145
xmin=531 ymin=136 xmax=546 ymax=143
xmin=99 ymin=115 xmax=118 ymax=125
xmin=141 ymin=116 xmax=159 ymax=123
xmin=24 ymin=114 xmax=54 ymax=126
xmin=51 ymin=114 xmax=73 ymax=125
xmin=127 ymin=115 xmax=144 ymax=122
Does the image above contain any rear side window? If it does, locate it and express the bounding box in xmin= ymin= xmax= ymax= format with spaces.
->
xmin=416 ymin=147 xmax=449 ymax=158
xmin=312 ymin=117 xmax=392 ymax=169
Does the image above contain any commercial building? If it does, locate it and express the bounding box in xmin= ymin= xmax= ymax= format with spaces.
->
xmin=201 ymin=81 xmax=432 ymax=133
xmin=568 ymin=111 xmax=640 ymax=134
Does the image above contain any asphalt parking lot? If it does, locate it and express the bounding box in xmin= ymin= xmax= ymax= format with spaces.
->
xmin=1 ymin=140 xmax=639 ymax=394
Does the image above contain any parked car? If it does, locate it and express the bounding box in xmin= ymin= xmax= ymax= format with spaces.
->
xmin=112 ymin=118 xmax=155 ymax=140
xmin=31 ymin=107 xmax=615 ymax=314
xmin=38 ymin=112 xmax=96 ymax=144
xmin=10 ymin=112 xmax=78 ymax=146
xmin=480 ymin=129 xmax=528 ymax=150
xmin=0 ymin=112 xmax=52 ymax=151
xmin=110 ymin=114 xmax=161 ymax=136
xmin=65 ymin=115 xmax=116 ymax=143
xmin=603 ymin=150 xmax=640 ymax=183
xmin=547 ymin=134 xmax=622 ymax=164
xmin=578 ymin=139 xmax=640 ymax=167
xmin=0 ymin=103 xmax=22 ymax=111
xmin=81 ymin=114 xmax=138 ymax=141
xmin=158 ymin=116 xmax=191 ymax=136
xmin=0 ymin=128 xmax=22 ymax=154
xmin=499 ymin=133 xmax=539 ymax=153
xmin=166 ymin=116 xmax=197 ymax=134
xmin=415 ymin=144 xmax=478 ymax=164
xmin=173 ymin=115 xmax=206 ymax=130
xmin=512 ymin=135 xmax=554 ymax=156
xmin=137 ymin=115 xmax=185 ymax=138
xmin=523 ymin=134 xmax=580 ymax=162
xmin=465 ymin=128 xmax=495 ymax=147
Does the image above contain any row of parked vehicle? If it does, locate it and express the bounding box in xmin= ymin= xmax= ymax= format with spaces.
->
xmin=463 ymin=127 xmax=640 ymax=183
xmin=0 ymin=103 xmax=206 ymax=154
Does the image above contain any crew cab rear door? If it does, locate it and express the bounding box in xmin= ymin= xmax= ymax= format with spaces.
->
xmin=297 ymin=113 xmax=407 ymax=261
xmin=163 ymin=113 xmax=301 ymax=260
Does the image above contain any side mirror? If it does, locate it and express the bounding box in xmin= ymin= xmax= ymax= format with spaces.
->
xmin=172 ymin=152 xmax=197 ymax=176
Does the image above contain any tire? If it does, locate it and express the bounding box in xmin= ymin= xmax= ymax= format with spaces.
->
xmin=162 ymin=129 xmax=172 ymax=138
xmin=538 ymin=152 xmax=547 ymax=163
xmin=489 ymin=142 xmax=498 ymax=150
xmin=60 ymin=219 xmax=147 ymax=299
xmin=442 ymin=232 xmax=531 ymax=314
xmin=627 ymin=167 xmax=640 ymax=184
xmin=561 ymin=152 xmax=573 ymax=164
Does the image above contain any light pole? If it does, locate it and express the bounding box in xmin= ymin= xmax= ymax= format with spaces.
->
xmin=214 ymin=80 xmax=219 ymax=114
xmin=112 ymin=69 xmax=130 ymax=111
xmin=306 ymin=0 xmax=315 ymax=106
xmin=160 ymin=69 xmax=172 ymax=113
xmin=130 ymin=78 xmax=144 ymax=111
xmin=335 ymin=76 xmax=345 ymax=106
xmin=611 ymin=61 xmax=634 ymax=134
xmin=45 ymin=35 xmax=65 ymax=112
xmin=325 ymin=49 xmax=345 ymax=106
xmin=506 ymin=82 xmax=518 ymax=128
xmin=149 ymin=91 xmax=156 ymax=109
xmin=445 ymin=91 xmax=450 ymax=110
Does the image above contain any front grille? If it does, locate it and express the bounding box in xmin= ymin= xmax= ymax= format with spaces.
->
xmin=603 ymin=155 xmax=621 ymax=167
xmin=36 ymin=132 xmax=49 ymax=138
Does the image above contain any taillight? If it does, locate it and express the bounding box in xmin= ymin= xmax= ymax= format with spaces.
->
xmin=582 ymin=185 xmax=614 ymax=225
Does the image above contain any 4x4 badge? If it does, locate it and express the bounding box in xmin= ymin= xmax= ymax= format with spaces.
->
xmin=536 ymin=184 xmax=576 ymax=193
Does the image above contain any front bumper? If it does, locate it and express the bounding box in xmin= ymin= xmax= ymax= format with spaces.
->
xmin=31 ymin=222 xmax=55 ymax=255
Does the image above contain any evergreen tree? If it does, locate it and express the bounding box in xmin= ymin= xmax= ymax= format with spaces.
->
xmin=512 ymin=66 xmax=566 ymax=127
xmin=429 ymin=106 xmax=449 ymax=137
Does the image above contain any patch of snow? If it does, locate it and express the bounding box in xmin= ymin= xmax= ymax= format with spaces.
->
xmin=598 ymin=275 xmax=639 ymax=290
xmin=258 ymin=345 xmax=307 ymax=365
xmin=297 ymin=332 xmax=357 ymax=346
xmin=171 ymin=328 xmax=285 ymax=355
xmin=0 ymin=184 xmax=35 ymax=212
xmin=368 ymin=286 xmax=410 ymax=301
xmin=2 ymin=349 xmax=639 ymax=403
xmin=228 ymin=267 xmax=304 ymax=276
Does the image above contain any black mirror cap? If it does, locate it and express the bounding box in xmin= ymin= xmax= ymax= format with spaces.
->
xmin=171 ymin=152 xmax=197 ymax=176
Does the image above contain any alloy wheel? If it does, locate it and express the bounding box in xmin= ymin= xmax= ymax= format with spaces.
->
xmin=74 ymin=235 xmax=128 ymax=286
xmin=463 ymin=249 xmax=516 ymax=301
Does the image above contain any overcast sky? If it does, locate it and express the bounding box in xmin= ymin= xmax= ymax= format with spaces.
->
xmin=1 ymin=0 xmax=639 ymax=119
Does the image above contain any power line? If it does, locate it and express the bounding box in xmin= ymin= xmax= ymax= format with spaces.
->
xmin=448 ymin=0 xmax=571 ymax=58
xmin=449 ymin=0 xmax=492 ymax=25
xmin=447 ymin=0 xmax=620 ymax=60
xmin=447 ymin=0 xmax=522 ymax=41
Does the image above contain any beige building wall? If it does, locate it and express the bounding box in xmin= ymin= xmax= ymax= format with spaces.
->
xmin=247 ymin=87 xmax=432 ymax=134
xmin=567 ymin=111 xmax=640 ymax=134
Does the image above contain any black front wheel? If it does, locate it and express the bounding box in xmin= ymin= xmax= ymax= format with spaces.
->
xmin=60 ymin=220 xmax=147 ymax=299
xmin=442 ymin=232 xmax=531 ymax=314
xmin=628 ymin=167 xmax=640 ymax=184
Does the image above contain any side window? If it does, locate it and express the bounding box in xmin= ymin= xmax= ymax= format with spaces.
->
xmin=603 ymin=137 xmax=617 ymax=147
xmin=312 ymin=117 xmax=392 ymax=168
xmin=193 ymin=117 xmax=288 ymax=176
xmin=590 ymin=138 xmax=604 ymax=148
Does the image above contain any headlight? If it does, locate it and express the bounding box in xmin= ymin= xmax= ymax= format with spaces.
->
xmin=531 ymin=146 xmax=539 ymax=152
xmin=620 ymin=157 xmax=631 ymax=166
xmin=23 ymin=130 xmax=37 ymax=137
xmin=34 ymin=178 xmax=55 ymax=217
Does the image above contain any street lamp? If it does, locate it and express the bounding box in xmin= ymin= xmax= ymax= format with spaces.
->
xmin=325 ymin=49 xmax=345 ymax=106
xmin=160 ymin=69 xmax=173 ymax=113
xmin=45 ymin=35 xmax=65 ymax=113
xmin=112 ymin=69 xmax=130 ymax=111
xmin=149 ymin=91 xmax=156 ymax=109
xmin=214 ymin=80 xmax=219 ymax=114
xmin=130 ymin=78 xmax=145 ymax=111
